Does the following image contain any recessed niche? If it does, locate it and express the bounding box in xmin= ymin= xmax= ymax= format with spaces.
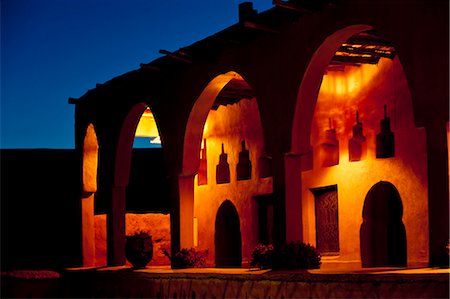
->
xmin=360 ymin=181 xmax=406 ymax=267
xmin=198 ymin=139 xmax=207 ymax=186
xmin=237 ymin=140 xmax=252 ymax=181
xmin=321 ymin=118 xmax=339 ymax=167
xmin=376 ymin=105 xmax=395 ymax=158
xmin=348 ymin=111 xmax=367 ymax=162
xmin=216 ymin=143 xmax=230 ymax=184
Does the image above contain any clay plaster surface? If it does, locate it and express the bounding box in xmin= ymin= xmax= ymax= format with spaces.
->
xmin=301 ymin=58 xmax=429 ymax=266
xmin=194 ymin=99 xmax=272 ymax=266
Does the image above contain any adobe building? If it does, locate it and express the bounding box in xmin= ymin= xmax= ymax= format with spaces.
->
xmin=71 ymin=0 xmax=449 ymax=269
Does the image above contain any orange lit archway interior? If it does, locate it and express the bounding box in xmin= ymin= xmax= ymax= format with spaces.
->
xmin=192 ymin=73 xmax=273 ymax=267
xmin=301 ymin=30 xmax=429 ymax=268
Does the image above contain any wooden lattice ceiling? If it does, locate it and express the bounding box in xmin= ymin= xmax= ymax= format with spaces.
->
xmin=212 ymin=78 xmax=254 ymax=110
xmin=328 ymin=31 xmax=396 ymax=71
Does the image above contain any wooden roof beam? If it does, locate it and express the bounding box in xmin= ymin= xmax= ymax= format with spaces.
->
xmin=346 ymin=37 xmax=393 ymax=47
xmin=139 ymin=63 xmax=161 ymax=71
xmin=158 ymin=49 xmax=192 ymax=64
xmin=242 ymin=21 xmax=278 ymax=33
xmin=272 ymin=0 xmax=310 ymax=13
xmin=339 ymin=45 xmax=396 ymax=59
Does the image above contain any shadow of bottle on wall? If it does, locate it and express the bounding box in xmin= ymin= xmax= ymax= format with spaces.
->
xmin=216 ymin=143 xmax=230 ymax=184
xmin=237 ymin=141 xmax=252 ymax=181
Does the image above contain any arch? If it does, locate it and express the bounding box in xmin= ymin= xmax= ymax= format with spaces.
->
xmin=115 ymin=103 xmax=148 ymax=187
xmin=291 ymin=24 xmax=373 ymax=154
xmin=178 ymin=71 xmax=250 ymax=249
xmin=109 ymin=102 xmax=162 ymax=265
xmin=286 ymin=25 xmax=373 ymax=242
xmin=81 ymin=123 xmax=99 ymax=267
xmin=215 ymin=200 xmax=242 ymax=267
xmin=360 ymin=181 xmax=406 ymax=267
xmin=182 ymin=71 xmax=242 ymax=175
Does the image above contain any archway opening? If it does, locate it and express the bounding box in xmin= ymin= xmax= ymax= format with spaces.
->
xmin=183 ymin=71 xmax=272 ymax=267
xmin=133 ymin=107 xmax=162 ymax=148
xmin=97 ymin=103 xmax=170 ymax=266
xmin=360 ymin=181 xmax=406 ymax=267
xmin=302 ymin=29 xmax=401 ymax=167
xmin=290 ymin=25 xmax=428 ymax=267
xmin=215 ymin=200 xmax=242 ymax=267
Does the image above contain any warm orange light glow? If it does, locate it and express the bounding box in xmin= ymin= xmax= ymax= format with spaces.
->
xmin=203 ymin=121 xmax=209 ymax=136
xmin=193 ymin=217 xmax=199 ymax=247
xmin=335 ymin=51 xmax=372 ymax=58
xmin=135 ymin=107 xmax=160 ymax=141
xmin=194 ymin=98 xmax=272 ymax=266
xmin=320 ymin=62 xmax=380 ymax=96
xmin=183 ymin=71 xmax=242 ymax=175
xmin=94 ymin=214 xmax=107 ymax=267
xmin=302 ymin=56 xmax=429 ymax=266
xmin=83 ymin=124 xmax=99 ymax=193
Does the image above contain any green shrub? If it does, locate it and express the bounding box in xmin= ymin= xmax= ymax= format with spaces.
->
xmin=250 ymin=241 xmax=321 ymax=270
xmin=250 ymin=244 xmax=275 ymax=269
xmin=274 ymin=242 xmax=321 ymax=269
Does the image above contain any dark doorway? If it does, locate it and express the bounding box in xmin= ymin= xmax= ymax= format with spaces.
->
xmin=360 ymin=181 xmax=407 ymax=267
xmin=215 ymin=200 xmax=242 ymax=267
xmin=312 ymin=185 xmax=340 ymax=255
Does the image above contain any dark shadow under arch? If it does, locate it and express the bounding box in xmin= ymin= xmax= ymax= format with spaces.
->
xmin=215 ymin=200 xmax=242 ymax=267
xmin=360 ymin=181 xmax=407 ymax=267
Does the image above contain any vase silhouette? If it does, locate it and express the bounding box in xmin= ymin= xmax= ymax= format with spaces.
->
xmin=125 ymin=233 xmax=153 ymax=268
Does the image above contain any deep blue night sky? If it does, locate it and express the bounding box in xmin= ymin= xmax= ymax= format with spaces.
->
xmin=1 ymin=0 xmax=273 ymax=149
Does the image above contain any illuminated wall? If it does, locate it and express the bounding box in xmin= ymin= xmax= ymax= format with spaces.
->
xmin=94 ymin=213 xmax=171 ymax=267
xmin=301 ymin=58 xmax=429 ymax=267
xmin=194 ymin=99 xmax=272 ymax=267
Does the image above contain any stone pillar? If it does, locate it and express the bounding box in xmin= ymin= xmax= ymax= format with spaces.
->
xmin=169 ymin=175 xmax=181 ymax=264
xmin=178 ymin=174 xmax=194 ymax=249
xmin=426 ymin=122 xmax=449 ymax=266
xmin=284 ymin=153 xmax=303 ymax=243
xmin=107 ymin=186 xmax=126 ymax=266
xmin=272 ymin=154 xmax=287 ymax=247
xmin=81 ymin=193 xmax=95 ymax=267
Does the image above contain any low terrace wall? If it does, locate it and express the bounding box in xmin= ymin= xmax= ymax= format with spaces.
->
xmin=4 ymin=269 xmax=446 ymax=298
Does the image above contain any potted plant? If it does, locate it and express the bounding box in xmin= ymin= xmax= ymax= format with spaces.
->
xmin=125 ymin=231 xmax=153 ymax=268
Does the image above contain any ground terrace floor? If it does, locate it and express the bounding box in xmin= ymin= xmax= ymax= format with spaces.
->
xmin=2 ymin=266 xmax=448 ymax=298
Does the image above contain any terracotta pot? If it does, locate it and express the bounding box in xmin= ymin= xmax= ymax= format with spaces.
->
xmin=125 ymin=233 xmax=153 ymax=268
